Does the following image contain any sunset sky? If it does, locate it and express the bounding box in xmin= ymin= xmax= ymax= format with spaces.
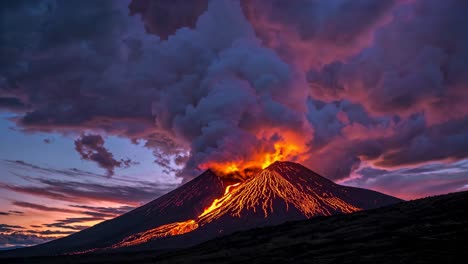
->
xmin=1 ymin=0 xmax=468 ymax=249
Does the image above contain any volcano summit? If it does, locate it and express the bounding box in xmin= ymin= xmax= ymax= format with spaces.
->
xmin=2 ymin=161 xmax=402 ymax=257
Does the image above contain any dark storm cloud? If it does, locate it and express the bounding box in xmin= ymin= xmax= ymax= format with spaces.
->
xmin=241 ymin=0 xmax=394 ymax=44
xmin=0 ymin=0 xmax=162 ymax=140
xmin=306 ymin=99 xmax=387 ymax=147
xmin=129 ymin=0 xmax=208 ymax=39
xmin=306 ymin=107 xmax=468 ymax=180
xmin=0 ymin=97 xmax=26 ymax=110
xmin=307 ymin=0 xmax=468 ymax=121
xmin=74 ymin=134 xmax=136 ymax=176
xmin=302 ymin=0 xmax=468 ymax=179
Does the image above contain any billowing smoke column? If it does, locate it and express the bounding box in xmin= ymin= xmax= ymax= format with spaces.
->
xmin=143 ymin=1 xmax=314 ymax=178
xmin=1 ymin=0 xmax=468 ymax=193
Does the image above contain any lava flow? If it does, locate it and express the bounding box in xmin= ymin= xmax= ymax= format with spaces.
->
xmin=110 ymin=181 xmax=243 ymax=248
xmin=112 ymin=220 xmax=199 ymax=248
xmin=109 ymin=161 xmax=365 ymax=249
xmin=198 ymin=164 xmax=361 ymax=224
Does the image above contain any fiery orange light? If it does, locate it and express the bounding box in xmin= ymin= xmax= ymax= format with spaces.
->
xmin=110 ymin=182 xmax=242 ymax=249
xmin=224 ymin=164 xmax=240 ymax=174
xmin=112 ymin=220 xmax=199 ymax=248
xmin=261 ymin=143 xmax=300 ymax=169
xmin=107 ymin=164 xmax=362 ymax=250
xmin=199 ymin=182 xmax=240 ymax=218
xmin=202 ymin=137 xmax=309 ymax=177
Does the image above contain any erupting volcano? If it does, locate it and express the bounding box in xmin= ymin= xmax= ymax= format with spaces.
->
xmin=3 ymin=161 xmax=401 ymax=257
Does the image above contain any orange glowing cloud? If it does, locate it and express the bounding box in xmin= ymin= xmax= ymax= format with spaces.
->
xmin=199 ymin=130 xmax=311 ymax=177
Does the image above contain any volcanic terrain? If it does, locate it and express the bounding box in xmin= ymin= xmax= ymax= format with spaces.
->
xmin=1 ymin=161 xmax=401 ymax=257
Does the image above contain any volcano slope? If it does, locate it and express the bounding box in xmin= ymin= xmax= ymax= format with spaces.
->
xmin=1 ymin=161 xmax=401 ymax=257
xmin=3 ymin=191 xmax=467 ymax=264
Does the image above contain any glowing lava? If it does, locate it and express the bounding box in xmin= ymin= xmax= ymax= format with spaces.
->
xmin=200 ymin=182 xmax=241 ymax=217
xmin=198 ymin=164 xmax=361 ymax=224
xmin=112 ymin=220 xmax=199 ymax=248
xmin=109 ymin=162 xmax=363 ymax=249
xmin=203 ymin=140 xmax=308 ymax=176
xmin=110 ymin=182 xmax=242 ymax=248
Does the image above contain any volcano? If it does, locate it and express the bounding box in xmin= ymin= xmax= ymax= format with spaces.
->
xmin=2 ymin=161 xmax=402 ymax=257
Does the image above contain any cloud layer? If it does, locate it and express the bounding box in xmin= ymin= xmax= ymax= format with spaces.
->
xmin=0 ymin=0 xmax=467 ymax=191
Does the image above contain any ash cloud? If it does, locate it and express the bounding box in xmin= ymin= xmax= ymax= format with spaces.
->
xmin=241 ymin=0 xmax=394 ymax=44
xmin=0 ymin=0 xmax=312 ymax=179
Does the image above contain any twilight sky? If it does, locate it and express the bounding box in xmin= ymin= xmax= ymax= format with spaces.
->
xmin=1 ymin=0 xmax=468 ymax=249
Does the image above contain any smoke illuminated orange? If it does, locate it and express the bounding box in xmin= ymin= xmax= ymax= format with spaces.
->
xmin=261 ymin=143 xmax=300 ymax=169
xmin=203 ymin=138 xmax=308 ymax=177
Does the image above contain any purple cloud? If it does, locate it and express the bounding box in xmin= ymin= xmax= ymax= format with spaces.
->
xmin=74 ymin=134 xmax=136 ymax=176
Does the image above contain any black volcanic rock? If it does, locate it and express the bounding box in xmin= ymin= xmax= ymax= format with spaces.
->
xmin=1 ymin=162 xmax=402 ymax=257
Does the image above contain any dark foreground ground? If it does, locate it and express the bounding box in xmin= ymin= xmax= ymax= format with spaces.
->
xmin=3 ymin=191 xmax=468 ymax=264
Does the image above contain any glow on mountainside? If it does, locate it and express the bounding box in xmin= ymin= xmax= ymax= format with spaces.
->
xmin=108 ymin=163 xmax=362 ymax=249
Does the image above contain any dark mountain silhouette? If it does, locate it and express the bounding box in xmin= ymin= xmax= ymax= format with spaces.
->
xmin=1 ymin=161 xmax=401 ymax=257
xmin=0 ymin=170 xmax=225 ymax=257
xmin=2 ymin=190 xmax=466 ymax=264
